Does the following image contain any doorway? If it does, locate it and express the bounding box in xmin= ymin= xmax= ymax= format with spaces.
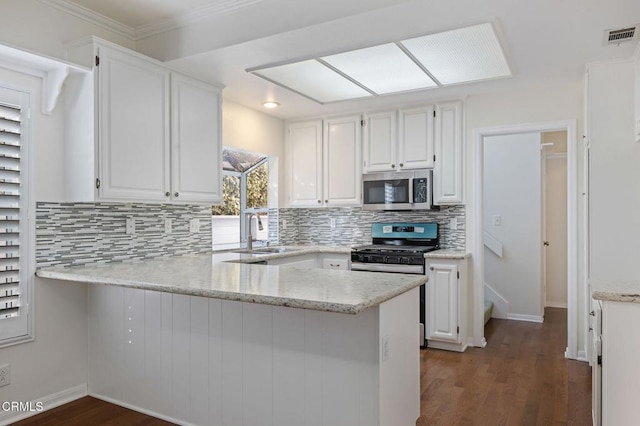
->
xmin=473 ymin=120 xmax=580 ymax=360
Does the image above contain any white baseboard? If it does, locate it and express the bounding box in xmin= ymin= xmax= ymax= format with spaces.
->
xmin=90 ymin=393 xmax=198 ymax=426
xmin=508 ymin=313 xmax=544 ymax=323
xmin=545 ymin=302 xmax=568 ymax=309
xmin=0 ymin=383 xmax=87 ymax=426
xmin=577 ymin=349 xmax=588 ymax=363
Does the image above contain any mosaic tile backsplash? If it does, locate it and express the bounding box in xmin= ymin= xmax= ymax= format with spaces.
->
xmin=277 ymin=206 xmax=466 ymax=249
xmin=36 ymin=202 xmax=212 ymax=267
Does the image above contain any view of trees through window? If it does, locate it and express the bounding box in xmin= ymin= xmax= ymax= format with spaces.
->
xmin=211 ymin=149 xmax=269 ymax=249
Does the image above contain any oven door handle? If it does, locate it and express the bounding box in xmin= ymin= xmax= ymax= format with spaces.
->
xmin=351 ymin=262 xmax=424 ymax=274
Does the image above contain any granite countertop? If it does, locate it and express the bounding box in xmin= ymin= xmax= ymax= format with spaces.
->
xmin=36 ymin=248 xmax=426 ymax=314
xmin=591 ymin=278 xmax=640 ymax=303
xmin=424 ymin=249 xmax=471 ymax=259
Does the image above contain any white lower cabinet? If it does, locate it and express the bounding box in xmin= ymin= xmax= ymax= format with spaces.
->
xmin=598 ymin=300 xmax=640 ymax=425
xmin=425 ymin=257 xmax=469 ymax=352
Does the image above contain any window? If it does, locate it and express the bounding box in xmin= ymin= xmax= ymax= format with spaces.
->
xmin=212 ymin=148 xmax=269 ymax=250
xmin=0 ymin=85 xmax=32 ymax=346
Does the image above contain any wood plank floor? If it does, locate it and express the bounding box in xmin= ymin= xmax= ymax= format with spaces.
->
xmin=14 ymin=307 xmax=591 ymax=426
xmin=417 ymin=307 xmax=592 ymax=426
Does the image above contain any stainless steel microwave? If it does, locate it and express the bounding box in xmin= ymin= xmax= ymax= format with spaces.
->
xmin=362 ymin=170 xmax=434 ymax=210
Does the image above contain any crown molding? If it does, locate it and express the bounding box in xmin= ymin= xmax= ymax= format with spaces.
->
xmin=135 ymin=0 xmax=265 ymax=40
xmin=39 ymin=0 xmax=265 ymax=42
xmin=39 ymin=0 xmax=136 ymax=40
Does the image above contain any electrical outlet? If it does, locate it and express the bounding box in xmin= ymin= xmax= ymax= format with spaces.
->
xmin=381 ymin=336 xmax=390 ymax=362
xmin=125 ymin=217 xmax=135 ymax=235
xmin=449 ymin=218 xmax=457 ymax=230
xmin=330 ymin=218 xmax=336 ymax=229
xmin=164 ymin=218 xmax=172 ymax=234
xmin=0 ymin=364 xmax=10 ymax=387
xmin=493 ymin=215 xmax=502 ymax=226
xmin=189 ymin=218 xmax=200 ymax=233
xmin=282 ymin=219 xmax=287 ymax=230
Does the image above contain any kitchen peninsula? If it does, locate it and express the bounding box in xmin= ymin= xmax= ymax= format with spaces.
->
xmin=36 ymin=249 xmax=425 ymax=426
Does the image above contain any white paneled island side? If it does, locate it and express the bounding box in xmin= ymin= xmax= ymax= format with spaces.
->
xmin=36 ymin=250 xmax=425 ymax=426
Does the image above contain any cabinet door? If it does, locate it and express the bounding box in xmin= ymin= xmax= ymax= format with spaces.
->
xmin=426 ymin=262 xmax=459 ymax=343
xmin=363 ymin=111 xmax=396 ymax=173
xmin=288 ymin=120 xmax=323 ymax=207
xmin=434 ymin=101 xmax=463 ymax=204
xmin=324 ymin=115 xmax=362 ymax=206
xmin=97 ymin=46 xmax=170 ymax=201
xmin=398 ymin=105 xmax=435 ymax=170
xmin=170 ymin=73 xmax=222 ymax=204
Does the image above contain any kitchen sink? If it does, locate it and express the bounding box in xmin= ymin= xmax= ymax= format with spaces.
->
xmin=233 ymin=247 xmax=301 ymax=255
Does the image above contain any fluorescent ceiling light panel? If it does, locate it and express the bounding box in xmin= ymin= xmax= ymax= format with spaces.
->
xmin=321 ymin=43 xmax=437 ymax=94
xmin=251 ymin=60 xmax=372 ymax=103
xmin=400 ymin=23 xmax=511 ymax=85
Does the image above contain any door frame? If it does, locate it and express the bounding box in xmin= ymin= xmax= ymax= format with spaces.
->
xmin=473 ymin=119 xmax=580 ymax=359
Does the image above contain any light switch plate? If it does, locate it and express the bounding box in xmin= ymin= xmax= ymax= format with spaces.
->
xmin=189 ymin=218 xmax=200 ymax=233
xmin=125 ymin=217 xmax=135 ymax=235
xmin=493 ymin=215 xmax=502 ymax=226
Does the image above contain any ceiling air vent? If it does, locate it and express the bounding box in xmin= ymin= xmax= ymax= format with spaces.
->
xmin=603 ymin=25 xmax=639 ymax=46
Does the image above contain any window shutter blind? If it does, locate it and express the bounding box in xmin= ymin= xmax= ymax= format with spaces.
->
xmin=0 ymin=103 xmax=22 ymax=320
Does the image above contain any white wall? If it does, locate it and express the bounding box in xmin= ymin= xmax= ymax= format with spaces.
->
xmin=0 ymin=0 xmax=135 ymax=61
xmin=222 ymin=101 xmax=286 ymax=207
xmin=588 ymin=58 xmax=639 ymax=279
xmin=483 ymin=132 xmax=542 ymax=320
xmin=0 ymin=69 xmax=88 ymax=414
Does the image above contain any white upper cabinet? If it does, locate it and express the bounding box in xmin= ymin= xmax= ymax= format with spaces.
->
xmin=434 ymin=101 xmax=463 ymax=205
xmin=398 ymin=105 xmax=435 ymax=170
xmin=323 ymin=115 xmax=362 ymax=206
xmin=97 ymin=46 xmax=171 ymax=202
xmin=363 ymin=106 xmax=435 ymax=173
xmin=288 ymin=120 xmax=323 ymax=207
xmin=65 ymin=37 xmax=222 ymax=204
xmin=287 ymin=115 xmax=362 ymax=207
xmin=170 ymin=73 xmax=222 ymax=204
xmin=363 ymin=110 xmax=397 ymax=173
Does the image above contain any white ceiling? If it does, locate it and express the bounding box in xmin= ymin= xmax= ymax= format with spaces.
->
xmin=45 ymin=0 xmax=640 ymax=120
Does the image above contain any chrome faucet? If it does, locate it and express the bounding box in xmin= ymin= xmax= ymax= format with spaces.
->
xmin=245 ymin=212 xmax=257 ymax=251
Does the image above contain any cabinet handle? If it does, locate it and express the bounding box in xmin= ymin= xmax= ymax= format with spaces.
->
xmin=317 ymin=200 xmax=321 ymax=204
xmin=325 ymin=200 xmax=328 ymax=203
xmin=165 ymin=192 xmax=170 ymax=197
xmin=430 ymin=267 xmax=434 ymax=271
xmin=174 ymin=192 xmax=179 ymax=198
xmin=399 ymin=163 xmax=404 ymax=167
xmin=391 ymin=164 xmax=395 ymax=168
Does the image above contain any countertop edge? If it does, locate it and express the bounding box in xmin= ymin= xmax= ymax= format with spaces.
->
xmin=37 ymin=266 xmax=427 ymax=315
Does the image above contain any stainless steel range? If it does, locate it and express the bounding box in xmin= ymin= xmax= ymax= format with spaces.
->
xmin=351 ymin=222 xmax=439 ymax=348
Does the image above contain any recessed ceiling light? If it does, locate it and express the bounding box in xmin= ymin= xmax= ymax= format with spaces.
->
xmin=263 ymin=101 xmax=280 ymax=108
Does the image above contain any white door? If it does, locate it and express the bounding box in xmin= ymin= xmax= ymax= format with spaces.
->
xmin=483 ymin=132 xmax=543 ymax=320
xmin=426 ymin=262 xmax=459 ymax=342
xmin=288 ymin=120 xmax=323 ymax=207
xmin=323 ymin=115 xmax=362 ymax=206
xmin=544 ymin=152 xmax=568 ymax=308
xmin=97 ymin=46 xmax=170 ymax=201
xmin=363 ymin=111 xmax=396 ymax=173
xmin=170 ymin=73 xmax=222 ymax=204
